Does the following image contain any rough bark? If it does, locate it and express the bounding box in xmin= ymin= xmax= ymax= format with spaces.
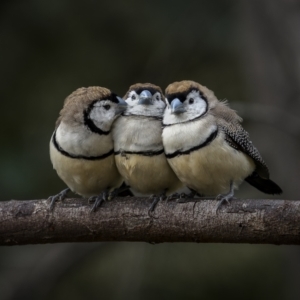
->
xmin=0 ymin=197 xmax=299 ymax=246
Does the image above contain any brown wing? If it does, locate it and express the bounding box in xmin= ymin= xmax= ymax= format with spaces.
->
xmin=211 ymin=101 xmax=270 ymax=179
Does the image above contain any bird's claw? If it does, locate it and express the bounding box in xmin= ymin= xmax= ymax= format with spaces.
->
xmin=48 ymin=188 xmax=70 ymax=211
xmin=89 ymin=191 xmax=108 ymax=212
xmin=149 ymin=197 xmax=160 ymax=213
xmin=216 ymin=181 xmax=235 ymax=212
xmin=107 ymin=190 xmax=117 ymax=201
xmin=167 ymin=190 xmax=197 ymax=202
xmin=88 ymin=196 xmax=96 ymax=204
xmin=165 ymin=193 xmax=181 ymax=201
xmin=216 ymin=194 xmax=235 ymax=212
xmin=90 ymin=197 xmax=105 ymax=212
xmin=148 ymin=193 xmax=166 ymax=217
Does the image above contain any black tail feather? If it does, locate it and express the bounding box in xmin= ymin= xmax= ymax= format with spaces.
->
xmin=245 ymin=172 xmax=282 ymax=195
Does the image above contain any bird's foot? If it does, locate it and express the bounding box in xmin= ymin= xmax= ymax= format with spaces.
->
xmin=107 ymin=189 xmax=118 ymax=201
xmin=165 ymin=193 xmax=181 ymax=201
xmin=148 ymin=193 xmax=167 ymax=216
xmin=48 ymin=188 xmax=70 ymax=211
xmin=216 ymin=182 xmax=235 ymax=212
xmin=167 ymin=189 xmax=197 ymax=203
xmin=89 ymin=191 xmax=108 ymax=212
xmin=149 ymin=196 xmax=160 ymax=213
xmin=216 ymin=193 xmax=233 ymax=206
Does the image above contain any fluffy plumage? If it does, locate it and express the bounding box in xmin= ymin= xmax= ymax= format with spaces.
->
xmin=49 ymin=86 xmax=126 ymax=210
xmin=112 ymin=83 xmax=183 ymax=197
xmin=162 ymin=80 xmax=282 ymax=200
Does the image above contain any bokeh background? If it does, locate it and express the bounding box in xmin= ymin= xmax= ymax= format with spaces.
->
xmin=1 ymin=0 xmax=300 ymax=299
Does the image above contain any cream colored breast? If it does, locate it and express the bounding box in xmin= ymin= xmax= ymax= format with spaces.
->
xmin=50 ymin=140 xmax=122 ymax=197
xmin=167 ymin=131 xmax=256 ymax=195
xmin=115 ymin=153 xmax=183 ymax=195
xmin=113 ymin=115 xmax=183 ymax=195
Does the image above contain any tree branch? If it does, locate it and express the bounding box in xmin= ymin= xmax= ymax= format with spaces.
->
xmin=0 ymin=198 xmax=299 ymax=246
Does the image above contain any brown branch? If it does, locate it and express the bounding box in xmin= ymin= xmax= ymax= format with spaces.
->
xmin=0 ymin=197 xmax=299 ymax=246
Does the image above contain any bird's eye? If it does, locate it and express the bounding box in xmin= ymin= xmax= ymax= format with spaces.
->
xmin=189 ymin=98 xmax=194 ymax=104
xmin=104 ymin=104 xmax=111 ymax=110
xmin=156 ymin=95 xmax=160 ymax=101
xmin=132 ymin=95 xmax=136 ymax=100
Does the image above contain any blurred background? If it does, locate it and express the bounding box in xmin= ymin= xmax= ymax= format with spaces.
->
xmin=0 ymin=0 xmax=299 ymax=299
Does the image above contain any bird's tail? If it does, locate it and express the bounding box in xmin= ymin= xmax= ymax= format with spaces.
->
xmin=245 ymin=172 xmax=282 ymax=195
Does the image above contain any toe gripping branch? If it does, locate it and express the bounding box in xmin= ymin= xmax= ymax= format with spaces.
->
xmin=48 ymin=188 xmax=70 ymax=211
xmin=148 ymin=190 xmax=169 ymax=216
xmin=89 ymin=184 xmax=132 ymax=213
xmin=89 ymin=190 xmax=108 ymax=213
xmin=216 ymin=181 xmax=235 ymax=212
xmin=148 ymin=188 xmax=199 ymax=216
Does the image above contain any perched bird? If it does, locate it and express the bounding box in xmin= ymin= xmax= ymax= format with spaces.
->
xmin=162 ymin=80 xmax=282 ymax=206
xmin=49 ymin=86 xmax=127 ymax=211
xmin=112 ymin=83 xmax=184 ymax=211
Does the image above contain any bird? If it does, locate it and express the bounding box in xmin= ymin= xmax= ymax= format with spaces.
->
xmin=112 ymin=83 xmax=184 ymax=211
xmin=49 ymin=86 xmax=128 ymax=211
xmin=162 ymin=80 xmax=282 ymax=207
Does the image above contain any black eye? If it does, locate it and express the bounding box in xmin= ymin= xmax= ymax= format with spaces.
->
xmin=132 ymin=95 xmax=136 ymax=100
xmin=189 ymin=98 xmax=194 ymax=104
xmin=104 ymin=104 xmax=110 ymax=110
xmin=156 ymin=95 xmax=160 ymax=101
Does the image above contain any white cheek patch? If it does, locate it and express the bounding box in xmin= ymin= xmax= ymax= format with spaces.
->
xmin=153 ymin=92 xmax=165 ymax=107
xmin=163 ymin=91 xmax=208 ymax=125
xmin=194 ymin=98 xmax=207 ymax=116
xmin=155 ymin=99 xmax=166 ymax=110
xmin=89 ymin=104 xmax=116 ymax=132
xmin=187 ymin=90 xmax=207 ymax=118
xmin=90 ymin=106 xmax=105 ymax=123
xmin=126 ymin=91 xmax=138 ymax=106
xmin=152 ymin=92 xmax=166 ymax=114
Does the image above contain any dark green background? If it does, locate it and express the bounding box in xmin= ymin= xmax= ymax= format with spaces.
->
xmin=1 ymin=1 xmax=299 ymax=299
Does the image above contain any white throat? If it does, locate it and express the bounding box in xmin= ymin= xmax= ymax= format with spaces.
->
xmin=124 ymin=105 xmax=164 ymax=118
xmin=55 ymin=122 xmax=113 ymax=156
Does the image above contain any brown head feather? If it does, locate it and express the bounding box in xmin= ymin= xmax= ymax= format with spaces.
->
xmin=165 ymin=80 xmax=241 ymax=123
xmin=124 ymin=83 xmax=163 ymax=99
xmin=55 ymin=86 xmax=113 ymax=128
xmin=165 ymin=80 xmax=217 ymax=105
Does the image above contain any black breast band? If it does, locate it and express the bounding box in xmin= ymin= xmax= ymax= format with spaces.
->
xmin=114 ymin=148 xmax=164 ymax=157
xmin=52 ymin=130 xmax=113 ymax=160
xmin=165 ymin=128 xmax=218 ymax=159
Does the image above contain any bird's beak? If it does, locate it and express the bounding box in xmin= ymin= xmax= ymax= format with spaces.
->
xmin=116 ymin=96 xmax=127 ymax=114
xmin=171 ymin=98 xmax=185 ymax=114
xmin=138 ymin=90 xmax=153 ymax=105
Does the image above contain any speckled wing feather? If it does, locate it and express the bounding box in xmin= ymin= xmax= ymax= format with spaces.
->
xmin=211 ymin=102 xmax=270 ymax=179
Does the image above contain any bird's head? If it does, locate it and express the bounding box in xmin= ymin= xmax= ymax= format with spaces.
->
xmin=124 ymin=83 xmax=166 ymax=117
xmin=163 ymin=80 xmax=217 ymax=125
xmin=57 ymin=86 xmax=127 ymax=133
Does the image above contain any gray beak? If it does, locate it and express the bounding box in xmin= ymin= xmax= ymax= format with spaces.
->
xmin=171 ymin=98 xmax=186 ymax=114
xmin=116 ymin=96 xmax=127 ymax=114
xmin=138 ymin=90 xmax=153 ymax=105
